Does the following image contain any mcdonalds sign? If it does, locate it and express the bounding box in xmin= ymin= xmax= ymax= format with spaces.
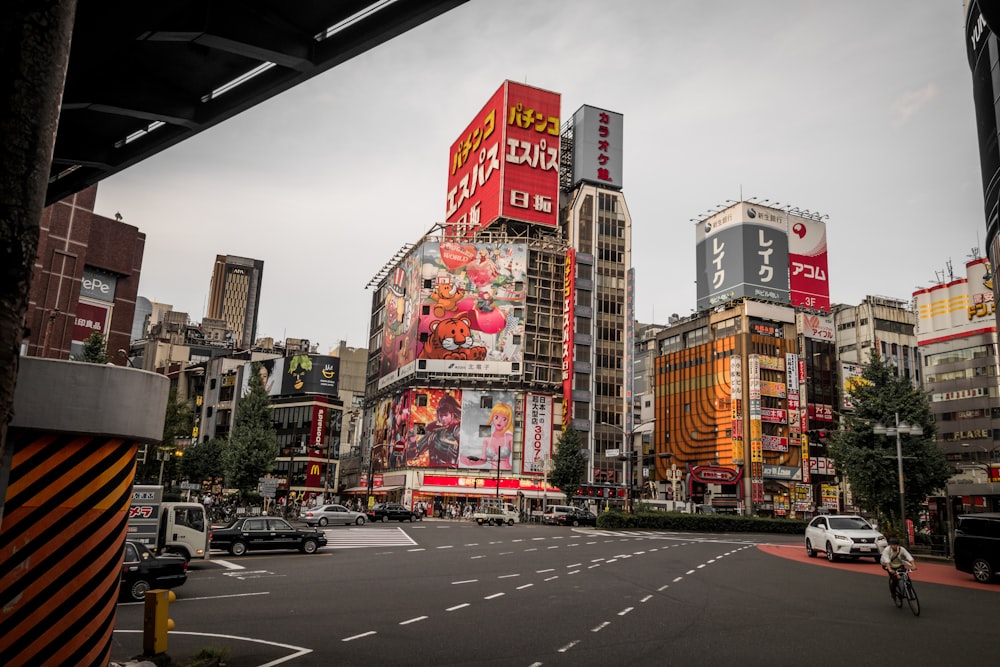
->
xmin=446 ymin=81 xmax=561 ymax=237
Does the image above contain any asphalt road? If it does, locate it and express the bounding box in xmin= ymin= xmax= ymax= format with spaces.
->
xmin=111 ymin=522 xmax=998 ymax=666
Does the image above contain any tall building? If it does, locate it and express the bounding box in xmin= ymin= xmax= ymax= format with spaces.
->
xmin=23 ymin=184 xmax=145 ymax=364
xmin=833 ymin=295 xmax=919 ymax=384
xmin=207 ymin=254 xmax=264 ymax=348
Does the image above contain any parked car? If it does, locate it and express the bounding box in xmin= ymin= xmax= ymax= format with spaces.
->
xmin=366 ymin=502 xmax=420 ymax=523
xmin=804 ymin=514 xmax=886 ymax=562
xmin=301 ymin=504 xmax=367 ymax=527
xmin=954 ymin=512 xmax=1000 ymax=583
xmin=555 ymin=508 xmax=597 ymax=527
xmin=541 ymin=505 xmax=576 ymax=525
xmin=120 ymin=540 xmax=187 ymax=602
xmin=210 ymin=516 xmax=327 ymax=556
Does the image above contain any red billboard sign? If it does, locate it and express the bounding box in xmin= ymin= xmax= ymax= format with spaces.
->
xmin=788 ymin=214 xmax=831 ymax=311
xmin=446 ymin=81 xmax=560 ymax=236
xmin=72 ymin=300 xmax=111 ymax=343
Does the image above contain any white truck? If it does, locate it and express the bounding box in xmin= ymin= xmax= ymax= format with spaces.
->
xmin=473 ymin=499 xmax=519 ymax=526
xmin=127 ymin=485 xmax=210 ymax=561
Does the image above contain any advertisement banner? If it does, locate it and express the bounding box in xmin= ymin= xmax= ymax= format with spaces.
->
xmin=524 ymin=393 xmax=553 ymax=474
xmin=72 ymin=300 xmax=111 ymax=344
xmin=446 ymin=81 xmax=560 ymax=236
xmin=761 ymin=408 xmax=788 ymax=424
xmin=760 ymin=381 xmax=787 ymax=398
xmin=458 ymin=390 xmax=517 ymax=471
xmin=788 ymin=213 xmax=831 ymax=312
xmin=799 ymin=312 xmax=835 ymax=340
xmin=562 ymin=249 xmax=576 ymax=426
xmin=406 ymin=389 xmax=463 ymax=468
xmin=761 ymin=434 xmax=788 ymax=452
xmin=571 ymin=105 xmax=624 ymax=189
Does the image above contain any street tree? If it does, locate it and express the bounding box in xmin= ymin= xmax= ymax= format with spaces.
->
xmin=80 ymin=331 xmax=109 ymax=364
xmin=138 ymin=386 xmax=195 ymax=484
xmin=180 ymin=437 xmax=225 ymax=486
xmin=223 ymin=362 xmax=278 ymax=496
xmin=549 ymin=426 xmax=587 ymax=503
xmin=829 ymin=350 xmax=951 ymax=536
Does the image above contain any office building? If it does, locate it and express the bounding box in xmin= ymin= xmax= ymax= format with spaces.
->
xmin=207 ymin=254 xmax=264 ymax=348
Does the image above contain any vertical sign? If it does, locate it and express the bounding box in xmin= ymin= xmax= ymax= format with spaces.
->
xmin=747 ymin=354 xmax=764 ymax=502
xmin=730 ymin=357 xmax=744 ymax=464
xmin=624 ymin=268 xmax=635 ymax=436
xmin=571 ymin=105 xmax=624 ymax=188
xmin=524 ymin=393 xmax=553 ymax=474
xmin=787 ymin=213 xmax=831 ymax=311
xmin=562 ymin=249 xmax=576 ymax=428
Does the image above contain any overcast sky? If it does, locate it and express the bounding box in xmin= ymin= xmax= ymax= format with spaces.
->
xmin=95 ymin=1 xmax=983 ymax=352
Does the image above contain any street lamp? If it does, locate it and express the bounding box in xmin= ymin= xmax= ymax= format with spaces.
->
xmin=873 ymin=412 xmax=922 ymax=545
xmin=600 ymin=422 xmax=632 ymax=512
xmin=467 ymin=454 xmax=503 ymax=501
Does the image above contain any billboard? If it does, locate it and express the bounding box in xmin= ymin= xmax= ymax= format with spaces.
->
xmin=787 ymin=214 xmax=831 ymax=311
xmin=446 ymin=81 xmax=561 ymax=236
xmin=406 ymin=389 xmax=463 ymax=468
xmin=571 ymin=105 xmax=623 ymax=189
xmin=380 ymin=252 xmax=422 ymax=379
xmin=695 ymin=203 xmax=790 ymax=311
xmin=458 ymin=390 xmax=517 ymax=471
xmin=523 ymin=393 xmax=554 ymax=475
xmin=72 ymin=299 xmax=111 ymax=344
xmin=914 ymin=257 xmax=996 ymax=344
xmin=241 ymin=355 xmax=339 ymax=397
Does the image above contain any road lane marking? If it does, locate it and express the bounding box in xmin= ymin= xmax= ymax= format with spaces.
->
xmin=558 ymin=640 xmax=579 ymax=653
xmin=641 ymin=595 xmax=653 ymax=603
xmin=547 ymin=546 xmax=559 ymax=549
xmin=686 ymin=570 xmax=696 ymax=575
xmin=673 ymin=577 xmax=683 ymax=582
xmin=447 ymin=603 xmax=470 ymax=611
xmin=173 ymin=592 xmax=269 ymax=603
xmin=342 ymin=631 xmax=376 ymax=642
xmin=498 ymin=573 xmax=520 ymax=579
xmin=436 ymin=545 xmax=453 ymax=549
xmin=697 ymin=564 xmax=706 ymax=569
xmin=211 ymin=559 xmax=244 ymax=570
xmin=517 ymin=583 xmax=534 ymax=590
xmin=568 ymin=569 xmax=581 ymax=575
xmin=567 ymin=563 xmax=582 ymax=568
xmin=658 ymin=585 xmax=669 ymax=591
xmin=591 ymin=558 xmax=605 ymax=562
xmin=588 ymin=564 xmax=601 ymax=569
xmin=453 ymin=579 xmax=478 ymax=585
xmin=500 ymin=551 xmax=514 ymax=555
xmin=471 ymin=555 xmax=485 ymax=559
xmin=537 ymin=568 xmax=554 ymax=573
xmin=464 ymin=543 xmax=479 ymax=546
xmin=618 ymin=607 xmax=634 ymax=616
xmin=485 ymin=593 xmax=505 ymax=600
xmin=592 ymin=622 xmax=610 ymax=632
xmin=544 ymin=576 xmax=558 ymax=581
xmin=524 ymin=548 xmax=538 ymax=552
xmin=400 ymin=616 xmax=427 ymax=625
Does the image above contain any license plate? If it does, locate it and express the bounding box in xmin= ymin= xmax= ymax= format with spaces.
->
xmin=861 ymin=546 xmax=872 ymax=551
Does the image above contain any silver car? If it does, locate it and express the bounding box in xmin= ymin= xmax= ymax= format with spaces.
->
xmin=300 ymin=504 xmax=367 ymax=527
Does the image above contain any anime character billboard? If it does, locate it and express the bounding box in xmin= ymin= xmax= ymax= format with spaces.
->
xmin=380 ymin=253 xmax=422 ymax=378
xmin=417 ymin=241 xmax=526 ymax=375
xmin=458 ymin=390 xmax=517 ymax=472
xmin=406 ymin=388 xmax=463 ymax=468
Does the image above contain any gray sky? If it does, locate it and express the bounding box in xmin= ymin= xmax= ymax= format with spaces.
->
xmin=95 ymin=1 xmax=983 ymax=351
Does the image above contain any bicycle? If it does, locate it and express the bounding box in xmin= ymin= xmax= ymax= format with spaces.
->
xmin=891 ymin=567 xmax=920 ymax=616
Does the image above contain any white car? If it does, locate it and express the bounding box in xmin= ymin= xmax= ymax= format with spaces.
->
xmin=805 ymin=515 xmax=887 ymax=562
xmin=300 ymin=504 xmax=367 ymax=526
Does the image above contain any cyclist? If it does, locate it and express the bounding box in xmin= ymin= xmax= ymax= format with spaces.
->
xmin=880 ymin=536 xmax=916 ymax=602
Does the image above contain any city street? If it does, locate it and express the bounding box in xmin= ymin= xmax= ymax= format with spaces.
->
xmin=112 ymin=523 xmax=997 ymax=666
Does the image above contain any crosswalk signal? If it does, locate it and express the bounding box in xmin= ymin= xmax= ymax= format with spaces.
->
xmin=143 ymin=589 xmax=176 ymax=655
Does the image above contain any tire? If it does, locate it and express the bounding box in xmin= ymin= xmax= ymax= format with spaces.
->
xmin=406 ymin=515 xmax=413 ymax=522
xmin=129 ymin=578 xmax=151 ymax=602
xmin=355 ymin=516 xmax=366 ymax=526
xmin=805 ymin=539 xmax=816 ymax=558
xmin=572 ymin=519 xmax=580 ymax=527
xmin=905 ymin=580 xmax=920 ymax=616
xmin=230 ymin=541 xmax=247 ymax=557
xmin=318 ymin=517 xmax=328 ymax=527
xmin=825 ymin=542 xmax=837 ymax=562
xmin=381 ymin=515 xmax=389 ymax=523
xmin=893 ymin=586 xmax=903 ymax=608
xmin=487 ymin=518 xmax=495 ymax=526
xmin=972 ymin=558 xmax=994 ymax=584
xmin=301 ymin=539 xmax=318 ymax=554
xmin=507 ymin=519 xmax=514 ymax=526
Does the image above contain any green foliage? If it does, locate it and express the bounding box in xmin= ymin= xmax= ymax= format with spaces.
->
xmin=596 ymin=510 xmax=807 ymax=534
xmin=223 ymin=362 xmax=278 ymax=496
xmin=828 ymin=350 xmax=952 ymax=535
xmin=180 ymin=437 xmax=225 ymax=484
xmin=80 ymin=331 xmax=109 ymax=363
xmin=549 ymin=426 xmax=587 ymax=503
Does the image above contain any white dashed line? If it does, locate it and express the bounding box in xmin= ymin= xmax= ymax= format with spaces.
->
xmin=446 ymin=603 xmax=470 ymax=612
xmin=567 ymin=563 xmax=582 ymax=568
xmin=697 ymin=564 xmax=706 ymax=569
xmin=342 ymin=631 xmax=376 ymax=642
xmin=400 ymin=616 xmax=427 ymax=625
xmin=592 ymin=622 xmax=610 ymax=632
xmin=641 ymin=595 xmax=653 ymax=603
xmin=436 ymin=545 xmax=453 ymax=549
xmin=658 ymin=585 xmax=669 ymax=591
xmin=453 ymin=579 xmax=478 ymax=585
xmin=558 ymin=640 xmax=579 ymax=653
xmin=471 ymin=555 xmax=485 ymax=559
xmin=686 ymin=570 xmax=696 ymax=575
xmin=618 ymin=607 xmax=634 ymax=616
xmin=517 ymin=583 xmax=534 ymax=590
xmin=544 ymin=576 xmax=559 ymax=581
xmin=498 ymin=573 xmax=520 ymax=579
xmin=524 ymin=548 xmax=538 ymax=552
xmin=485 ymin=593 xmax=505 ymax=600
xmin=408 ymin=548 xmax=425 ymax=552
xmin=537 ymin=568 xmax=554 ymax=573
xmin=673 ymin=576 xmax=683 ymax=582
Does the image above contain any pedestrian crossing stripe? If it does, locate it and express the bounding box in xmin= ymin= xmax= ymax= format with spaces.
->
xmin=321 ymin=527 xmax=418 ymax=549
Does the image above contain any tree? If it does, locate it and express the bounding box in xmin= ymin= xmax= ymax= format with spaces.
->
xmin=223 ymin=362 xmax=278 ymax=496
xmin=180 ymin=438 xmax=225 ymax=486
xmin=549 ymin=426 xmax=587 ymax=503
xmin=136 ymin=386 xmax=195 ymax=484
xmin=81 ymin=331 xmax=109 ymax=363
xmin=828 ymin=350 xmax=951 ymax=537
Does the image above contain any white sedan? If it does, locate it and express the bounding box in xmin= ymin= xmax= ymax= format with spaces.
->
xmin=805 ymin=514 xmax=887 ymax=562
xmin=300 ymin=504 xmax=367 ymax=526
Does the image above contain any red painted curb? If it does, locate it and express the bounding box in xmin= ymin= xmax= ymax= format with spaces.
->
xmin=757 ymin=544 xmax=998 ymax=592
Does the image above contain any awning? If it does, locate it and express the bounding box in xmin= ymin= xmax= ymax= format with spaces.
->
xmin=416 ymin=485 xmax=496 ymax=496
xmin=341 ymin=485 xmax=403 ymax=494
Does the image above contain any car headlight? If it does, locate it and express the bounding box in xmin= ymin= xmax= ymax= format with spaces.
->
xmin=832 ymin=534 xmax=851 ymax=542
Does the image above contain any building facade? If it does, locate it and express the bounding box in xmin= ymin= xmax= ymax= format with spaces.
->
xmin=207 ymin=254 xmax=264 ymax=348
xmin=24 ymin=184 xmax=145 ymax=364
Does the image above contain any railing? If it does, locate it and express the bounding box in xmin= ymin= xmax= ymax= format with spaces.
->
xmin=908 ymin=533 xmax=949 ymax=558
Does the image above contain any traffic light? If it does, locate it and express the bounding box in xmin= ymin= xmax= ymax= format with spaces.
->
xmin=143 ymin=589 xmax=176 ymax=655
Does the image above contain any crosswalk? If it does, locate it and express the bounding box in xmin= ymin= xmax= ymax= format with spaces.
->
xmin=321 ymin=526 xmax=418 ymax=549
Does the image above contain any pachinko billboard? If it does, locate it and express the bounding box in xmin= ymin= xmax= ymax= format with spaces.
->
xmin=446 ymin=80 xmax=561 ymax=237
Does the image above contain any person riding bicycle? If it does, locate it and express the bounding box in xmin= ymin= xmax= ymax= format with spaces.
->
xmin=880 ymin=536 xmax=916 ymax=601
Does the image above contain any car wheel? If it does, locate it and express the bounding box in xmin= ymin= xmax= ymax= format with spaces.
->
xmin=507 ymin=519 xmax=514 ymax=526
xmin=406 ymin=515 xmax=413 ymax=522
xmin=572 ymin=519 xmax=580 ymax=527
xmin=318 ymin=517 xmax=328 ymax=527
xmin=230 ymin=541 xmax=247 ymax=557
xmin=805 ymin=539 xmax=816 ymax=558
xmin=972 ymin=558 xmax=994 ymax=583
xmin=825 ymin=542 xmax=836 ymax=562
xmin=301 ymin=539 xmax=318 ymax=554
xmin=129 ymin=578 xmax=152 ymax=602
xmin=381 ymin=515 xmax=389 ymax=523
xmin=355 ymin=516 xmax=366 ymax=526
